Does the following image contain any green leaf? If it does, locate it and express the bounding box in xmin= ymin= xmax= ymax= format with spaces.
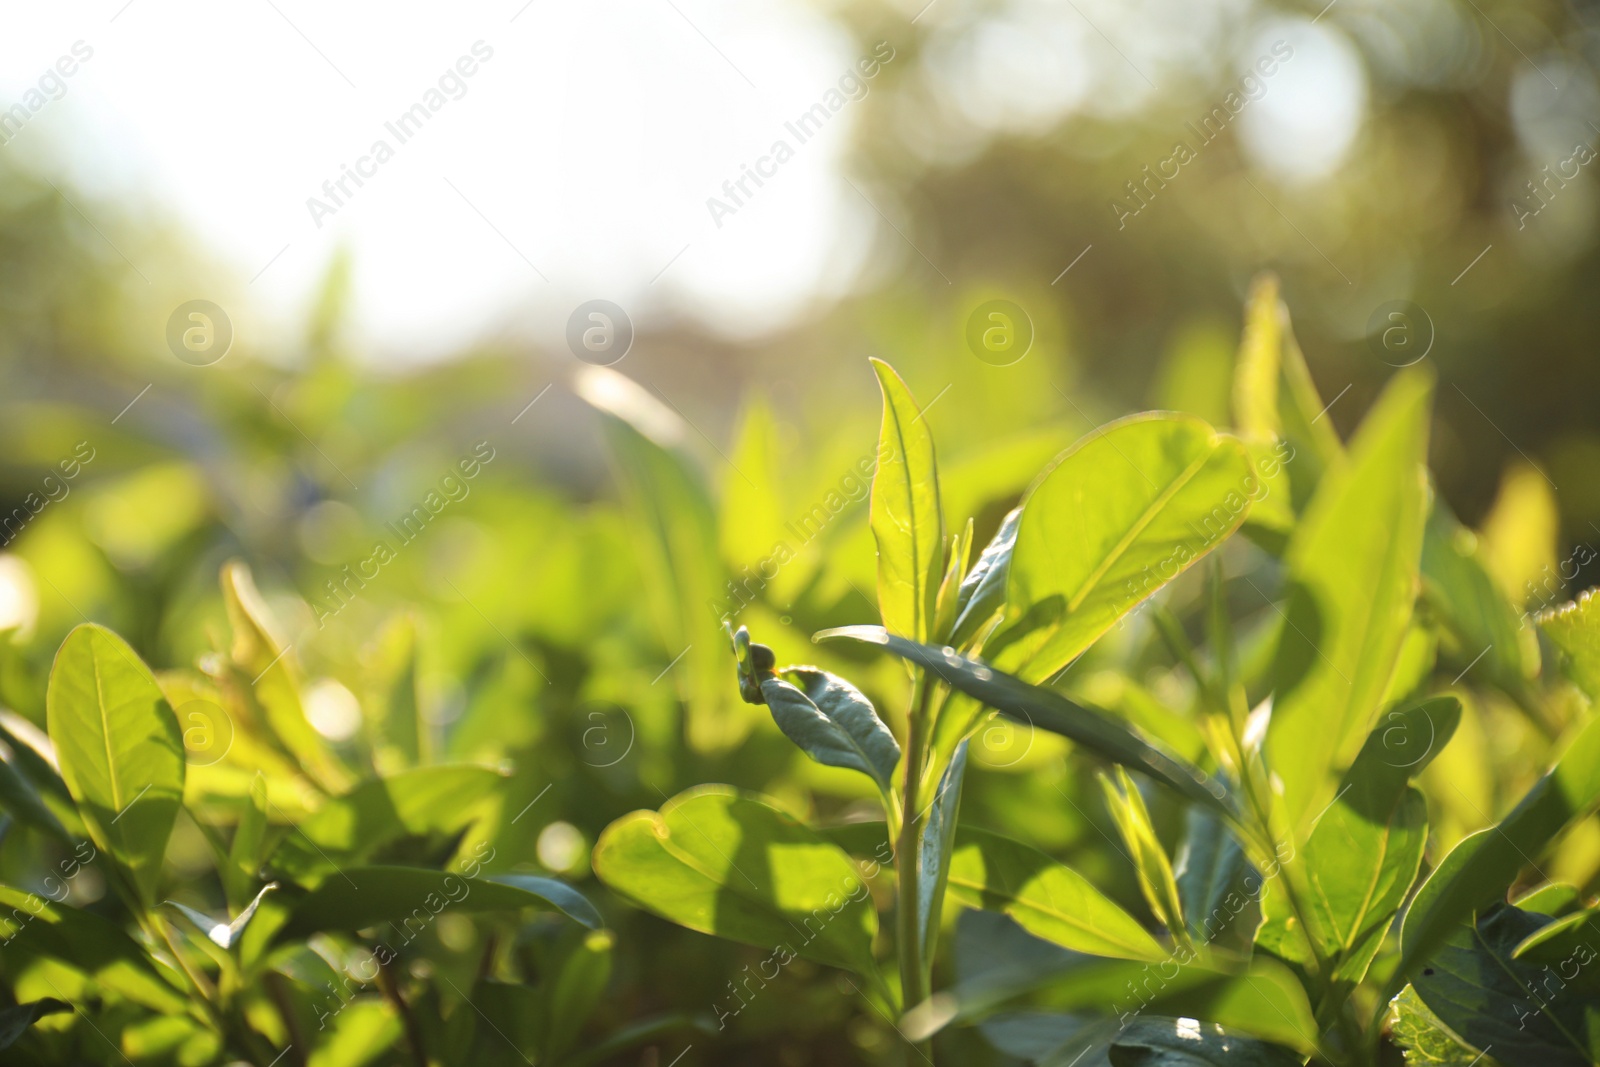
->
xmin=997 ymin=413 xmax=1253 ymax=684
xmin=951 ymin=506 xmax=1021 ymax=649
xmin=544 ymin=928 xmax=615 ymax=1062
xmin=306 ymin=998 xmax=402 ymax=1067
xmin=0 ymin=737 xmax=68 ymax=842
xmin=868 ymin=358 xmax=944 ymax=643
xmin=1233 ymin=274 xmax=1284 ymax=442
xmin=1539 ymin=589 xmax=1600 ymax=701
xmin=1423 ymin=501 xmax=1538 ymax=698
xmin=1395 ymin=708 xmax=1600 ymax=998
xmin=1265 ymin=367 xmax=1433 ymax=832
xmin=593 ymin=786 xmax=879 ymax=978
xmin=365 ymin=611 xmax=427 ymax=766
xmin=1175 ymin=806 xmax=1258 ymax=955
xmin=758 ymin=668 xmax=900 ymax=793
xmin=276 ymin=865 xmax=600 ymax=940
xmin=1101 ymin=768 xmax=1187 ymax=941
xmin=946 ymin=826 xmax=1168 ymax=962
xmin=1108 ymin=1016 xmax=1305 ymax=1067
xmin=165 ymin=881 xmax=278 ymax=949
xmin=1389 ymin=985 xmax=1494 ymax=1067
xmin=1263 ymin=698 xmax=1460 ymax=988
xmin=1411 ymin=903 xmax=1599 ymax=1067
xmin=597 ymin=408 xmax=741 ymax=752
xmin=269 ymin=764 xmax=505 ymax=882
xmin=814 ymin=626 xmax=1232 ymax=815
xmin=0 ymin=884 xmax=187 ymax=1012
xmin=0 ymin=998 xmax=71 ymax=1050
xmin=225 ymin=771 xmax=270 ymax=909
xmin=919 ymin=738 xmax=969 ymax=958
xmin=45 ymin=623 xmax=185 ymax=905
xmin=221 ymin=560 xmax=351 ymax=791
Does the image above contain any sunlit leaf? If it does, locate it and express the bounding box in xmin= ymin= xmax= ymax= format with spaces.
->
xmin=46 ymin=623 xmax=185 ymax=905
xmin=946 ymin=826 xmax=1168 ymax=962
xmin=1265 ymin=367 xmax=1432 ymax=833
xmin=997 ymin=413 xmax=1252 ymax=684
xmin=1388 ymin=985 xmax=1493 ymax=1067
xmin=221 ymin=560 xmax=350 ymax=791
xmin=868 ymin=358 xmax=944 ymax=643
xmin=592 ymin=786 xmax=880 ymax=978
xmin=1539 ymin=589 xmax=1600 ymax=702
xmin=1101 ymin=767 xmax=1186 ymax=940
xmin=269 ymin=764 xmax=505 ymax=882
xmin=0 ymin=884 xmax=187 ymax=1012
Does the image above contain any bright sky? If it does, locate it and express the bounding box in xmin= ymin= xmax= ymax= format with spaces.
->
xmin=0 ymin=0 xmax=1375 ymax=363
xmin=0 ymin=0 xmax=877 ymax=360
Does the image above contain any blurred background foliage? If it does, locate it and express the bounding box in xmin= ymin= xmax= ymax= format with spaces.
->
xmin=2 ymin=0 xmax=1599 ymax=1061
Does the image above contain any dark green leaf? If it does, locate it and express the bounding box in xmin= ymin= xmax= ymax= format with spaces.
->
xmin=46 ymin=623 xmax=185 ymax=905
xmin=759 ymin=668 xmax=900 ymax=793
xmin=869 ymin=358 xmax=944 ymax=644
xmin=0 ymin=998 xmax=71 ymax=1050
xmin=1422 ymin=502 xmax=1539 ymax=698
xmin=919 ymin=738 xmax=968 ymax=958
xmin=1411 ymin=903 xmax=1598 ymax=1067
xmin=275 ymin=865 xmax=600 ymax=940
xmin=951 ymin=506 xmax=1021 ymax=648
xmin=1395 ymin=709 xmax=1600 ymax=997
xmin=592 ymin=786 xmax=880 ymax=978
xmin=0 ymin=738 xmax=68 ymax=842
xmin=1108 ymin=1016 xmax=1305 ymax=1067
xmin=544 ymin=928 xmax=614 ymax=1061
xmin=1388 ymin=985 xmax=1494 ymax=1067
xmin=1175 ymin=806 xmax=1258 ymax=955
xmin=813 ymin=626 xmax=1231 ymax=815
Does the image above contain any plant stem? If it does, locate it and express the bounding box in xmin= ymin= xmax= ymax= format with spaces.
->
xmin=896 ymin=672 xmax=934 ymax=1065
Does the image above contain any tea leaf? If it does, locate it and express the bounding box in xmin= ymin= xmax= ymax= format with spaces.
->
xmin=761 ymin=667 xmax=900 ymax=793
xmin=277 ymin=865 xmax=600 ymax=939
xmin=1395 ymin=708 xmax=1600 ymax=997
xmin=1108 ymin=1016 xmax=1305 ymax=1067
xmin=869 ymin=358 xmax=944 ymax=643
xmin=946 ymin=826 xmax=1168 ymax=962
xmin=46 ymin=623 xmax=185 ymax=905
xmin=1265 ymin=367 xmax=1432 ymax=832
xmin=918 ymin=738 xmax=969 ymax=958
xmin=997 ymin=413 xmax=1252 ymax=683
xmin=0 ymin=998 xmax=71 ymax=1050
xmin=592 ymin=786 xmax=880 ymax=978
xmin=814 ymin=626 xmax=1231 ymax=815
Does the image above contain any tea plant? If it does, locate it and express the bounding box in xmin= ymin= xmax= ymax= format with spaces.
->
xmin=0 ymin=564 xmax=693 ymax=1066
xmin=591 ymin=281 xmax=1600 ymax=1066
